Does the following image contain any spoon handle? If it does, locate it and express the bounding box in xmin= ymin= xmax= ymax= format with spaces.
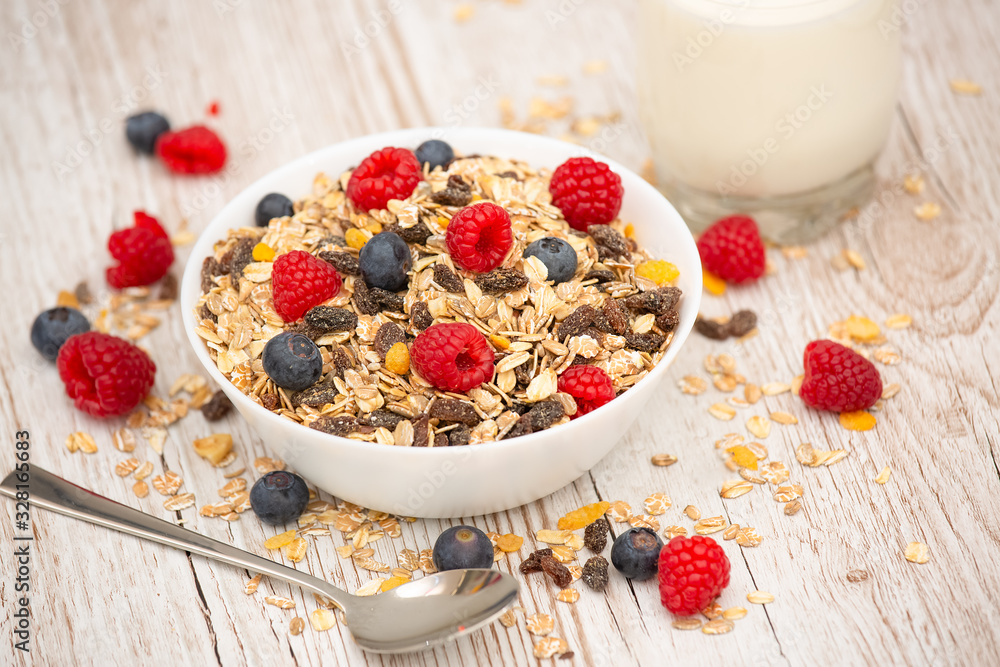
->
xmin=0 ymin=466 xmax=351 ymax=611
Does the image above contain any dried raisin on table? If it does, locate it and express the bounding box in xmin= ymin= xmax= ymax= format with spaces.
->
xmin=429 ymin=399 xmax=479 ymax=425
xmin=557 ymin=304 xmax=597 ymax=340
xmin=304 ymin=306 xmax=358 ymax=332
xmin=433 ymin=263 xmax=465 ymax=293
xmin=694 ymin=317 xmax=729 ymax=340
xmin=317 ymin=250 xmax=360 ymax=276
xmin=519 ymin=548 xmax=554 ymax=574
xmin=200 ymin=390 xmax=232 ymax=421
xmin=474 ymin=268 xmax=529 ymax=295
xmin=410 ymin=301 xmax=433 ymax=330
xmin=624 ymin=331 xmax=665 ymax=353
xmin=159 ymin=273 xmax=178 ymax=301
xmin=430 ymin=174 xmax=472 ymax=207
xmin=310 ymin=415 xmax=358 ymax=437
xmin=584 ymin=518 xmax=608 ymax=554
xmin=582 ymin=556 xmax=609 ymax=591
xmin=726 ymin=309 xmax=757 ymax=337
xmin=374 ymin=323 xmax=406 ymax=359
xmin=540 ymin=556 xmax=573 ymax=588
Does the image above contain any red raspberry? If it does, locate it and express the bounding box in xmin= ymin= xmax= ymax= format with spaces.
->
xmin=57 ymin=332 xmax=156 ymax=418
xmin=549 ymin=157 xmax=624 ymax=231
xmin=106 ymin=211 xmax=175 ymax=289
xmin=347 ymin=147 xmax=422 ymax=211
xmin=410 ymin=323 xmax=495 ymax=393
xmin=155 ymin=125 xmax=227 ymax=174
xmin=557 ymin=365 xmax=616 ymax=417
xmin=696 ymin=215 xmax=766 ymax=284
xmin=799 ymin=339 xmax=882 ymax=412
xmin=445 ymin=202 xmax=514 ymax=272
xmin=657 ymin=536 xmax=731 ymax=616
xmin=271 ymin=250 xmax=342 ymax=322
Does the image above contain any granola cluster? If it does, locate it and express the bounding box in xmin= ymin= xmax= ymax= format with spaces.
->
xmin=194 ymin=153 xmax=683 ymax=445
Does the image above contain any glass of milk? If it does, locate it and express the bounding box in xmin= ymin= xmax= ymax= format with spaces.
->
xmin=637 ymin=0 xmax=902 ymax=243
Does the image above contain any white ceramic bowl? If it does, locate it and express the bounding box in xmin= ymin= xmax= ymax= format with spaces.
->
xmin=181 ymin=127 xmax=702 ymax=518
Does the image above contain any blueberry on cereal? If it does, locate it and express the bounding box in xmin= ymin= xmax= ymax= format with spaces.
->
xmin=523 ymin=237 xmax=578 ymax=284
xmin=359 ymin=231 xmax=412 ymax=291
xmin=262 ymin=332 xmax=323 ymax=391
xmin=255 ymin=192 xmax=295 ymax=227
xmin=414 ymin=139 xmax=454 ymax=171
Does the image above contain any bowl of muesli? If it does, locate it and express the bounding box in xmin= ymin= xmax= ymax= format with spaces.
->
xmin=181 ymin=127 xmax=701 ymax=517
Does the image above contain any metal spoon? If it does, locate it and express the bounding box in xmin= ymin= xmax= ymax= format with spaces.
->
xmin=0 ymin=466 xmax=518 ymax=653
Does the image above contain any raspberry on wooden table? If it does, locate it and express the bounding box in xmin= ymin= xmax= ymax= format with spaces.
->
xmin=106 ymin=211 xmax=175 ymax=289
xmin=271 ymin=250 xmax=342 ymax=322
xmin=155 ymin=125 xmax=227 ymax=174
xmin=799 ymin=339 xmax=882 ymax=412
xmin=696 ymin=215 xmax=766 ymax=284
xmin=409 ymin=322 xmax=495 ymax=393
xmin=548 ymin=157 xmax=624 ymax=231
xmin=657 ymin=535 xmax=731 ymax=616
xmin=346 ymin=146 xmax=422 ymax=211
xmin=557 ymin=365 xmax=616 ymax=417
xmin=57 ymin=332 xmax=155 ymax=417
xmin=445 ymin=202 xmax=514 ymax=272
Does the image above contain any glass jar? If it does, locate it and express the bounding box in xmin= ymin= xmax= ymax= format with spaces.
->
xmin=637 ymin=0 xmax=902 ymax=243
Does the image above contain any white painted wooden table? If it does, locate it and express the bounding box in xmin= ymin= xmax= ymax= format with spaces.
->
xmin=2 ymin=1 xmax=999 ymax=665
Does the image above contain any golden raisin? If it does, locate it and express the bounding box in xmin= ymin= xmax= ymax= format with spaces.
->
xmin=380 ymin=576 xmax=409 ymax=593
xmin=635 ymin=260 xmax=679 ymax=286
xmin=623 ymin=223 xmax=635 ymax=238
xmin=345 ymin=228 xmax=368 ymax=250
xmin=252 ymin=242 xmax=275 ymax=262
xmin=727 ymin=445 xmax=759 ymax=470
xmin=845 ymin=315 xmax=880 ymax=342
xmin=385 ymin=342 xmax=410 ymax=375
xmin=365 ymin=221 xmax=383 ymax=234
xmin=263 ymin=529 xmax=296 ymax=550
xmin=703 ymin=269 xmax=726 ymax=295
xmin=839 ymin=411 xmax=876 ymax=431
xmin=490 ymin=334 xmax=511 ymax=350
xmin=496 ymin=534 xmax=524 ymax=552
xmin=56 ymin=290 xmax=79 ymax=308
xmin=557 ymin=501 xmax=611 ymax=531
xmin=437 ymin=215 xmax=450 ymax=229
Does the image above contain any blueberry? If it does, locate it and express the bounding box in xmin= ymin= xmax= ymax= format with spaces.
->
xmin=262 ymin=332 xmax=323 ymax=391
xmin=414 ymin=140 xmax=454 ymax=171
xmin=359 ymin=231 xmax=412 ymax=292
xmin=432 ymin=525 xmax=495 ymax=571
xmin=255 ymin=192 xmax=295 ymax=227
xmin=30 ymin=307 xmax=90 ymax=361
xmin=125 ymin=111 xmax=170 ymax=154
xmin=610 ymin=527 xmax=663 ymax=580
xmin=522 ymin=237 xmax=578 ymax=284
xmin=249 ymin=471 xmax=310 ymax=525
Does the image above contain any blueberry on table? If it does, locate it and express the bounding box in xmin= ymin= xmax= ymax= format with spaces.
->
xmin=359 ymin=231 xmax=412 ymax=292
xmin=125 ymin=111 xmax=170 ymax=154
xmin=249 ymin=471 xmax=310 ymax=525
xmin=255 ymin=192 xmax=295 ymax=227
xmin=522 ymin=237 xmax=578 ymax=284
xmin=610 ymin=526 xmax=663 ymax=581
xmin=414 ymin=139 xmax=454 ymax=171
xmin=261 ymin=332 xmax=323 ymax=391
xmin=30 ymin=307 xmax=90 ymax=361
xmin=432 ymin=525 xmax=494 ymax=571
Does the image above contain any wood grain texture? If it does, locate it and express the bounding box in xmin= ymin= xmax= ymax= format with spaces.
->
xmin=1 ymin=0 xmax=998 ymax=665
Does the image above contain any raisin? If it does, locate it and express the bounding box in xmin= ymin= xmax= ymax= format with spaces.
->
xmin=198 ymin=304 xmax=218 ymax=323
xmin=318 ymin=250 xmax=360 ymax=276
xmin=474 ymin=268 xmax=529 ymax=295
xmin=201 ymin=256 xmax=224 ymax=292
xmin=331 ymin=347 xmax=354 ymax=378
xmin=625 ymin=286 xmax=682 ymax=315
xmin=497 ymin=170 xmax=520 ymax=180
xmin=596 ymin=299 xmax=629 ymax=335
xmin=412 ymin=415 xmax=431 ymax=447
xmin=540 ymin=556 xmax=573 ymax=588
xmin=385 ymin=220 xmax=433 ymax=244
xmin=430 ymin=174 xmax=472 ymax=207
xmin=557 ymin=304 xmax=597 ymax=340
xmin=369 ymin=287 xmax=405 ymax=312
xmin=624 ymin=331 xmax=665 ymax=353
xmin=587 ymin=224 xmax=628 ymax=259
xmin=359 ymin=409 xmax=405 ymax=430
xmin=74 ymin=281 xmax=93 ymax=305
xmin=284 ymin=321 xmax=322 ymax=339
xmin=433 ymin=263 xmax=465 ymax=293
xmin=584 ymin=269 xmax=616 ymax=283
xmin=310 ymin=415 xmax=358 ymax=437
xmin=514 ymin=364 xmax=532 ymax=387
xmin=158 ymin=273 xmax=178 ymax=301
xmin=410 ymin=301 xmax=433 ymax=330
xmin=526 ymin=400 xmax=564 ymax=431
xmin=583 ymin=327 xmax=607 ymax=346
xmin=429 ymin=399 xmax=479 ymax=425
xmin=200 ymin=390 xmax=232 ymax=421
xmin=727 ymin=309 xmax=757 ymax=337
xmin=656 ymin=310 xmax=680 ymax=333
xmin=434 ymin=433 xmax=449 ymax=447
xmin=695 ymin=317 xmax=728 ymax=340
xmin=353 ymin=278 xmax=381 ymax=316
xmin=518 ymin=548 xmax=554 ymax=574
xmin=374 ymin=322 xmax=406 ymax=359
xmin=227 ymin=237 xmax=256 ymax=283
xmin=584 ymin=518 xmax=608 ymax=553
xmin=260 ymin=393 xmax=279 ymax=410
xmin=304 ymin=306 xmax=357 ymax=333
xmin=501 ymin=418 xmax=532 ymax=440
xmin=581 ymin=555 xmax=609 ymax=591
xmin=292 ymin=383 xmax=339 ymax=407
xmin=448 ymin=424 xmax=471 ymax=447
